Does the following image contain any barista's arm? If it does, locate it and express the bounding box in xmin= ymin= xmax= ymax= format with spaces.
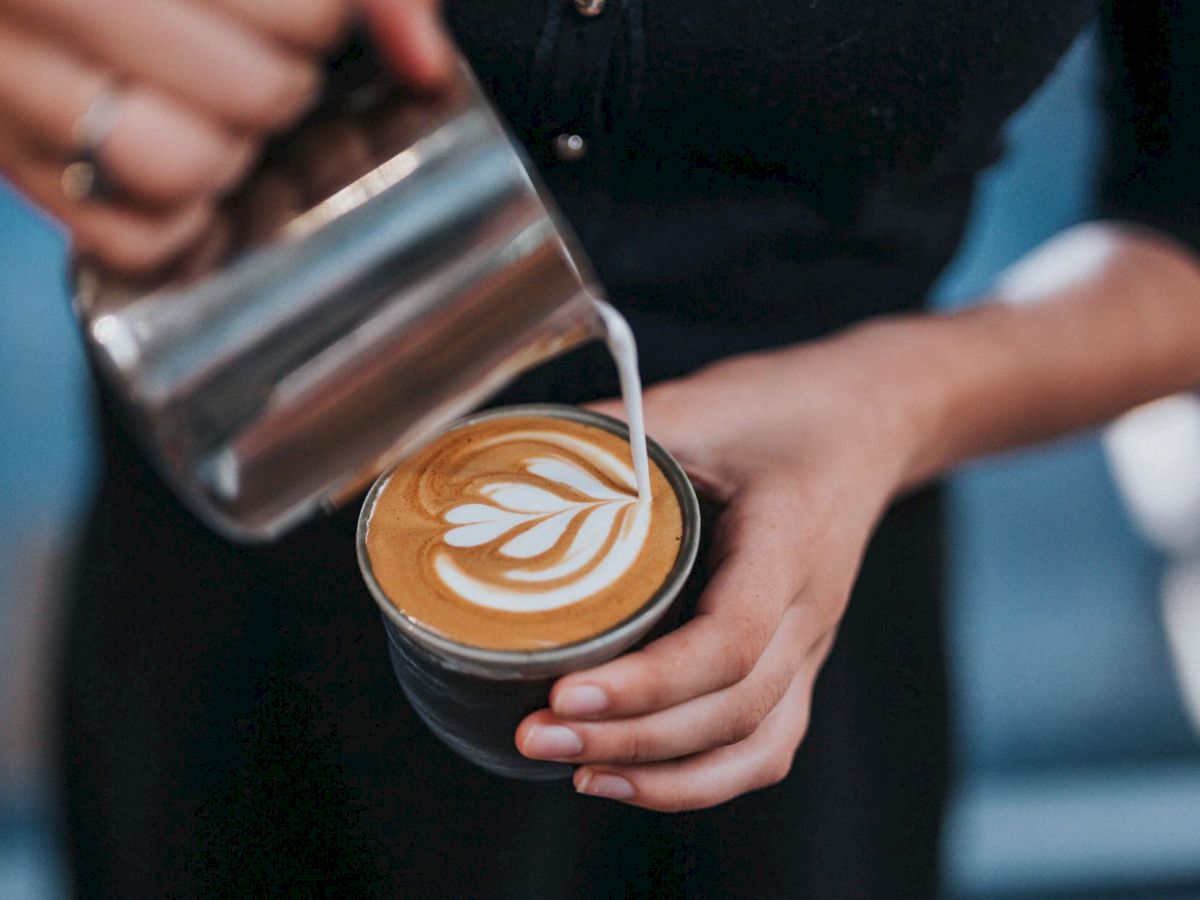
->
xmin=515 ymin=222 xmax=1200 ymax=812
xmin=886 ymin=224 xmax=1200 ymax=488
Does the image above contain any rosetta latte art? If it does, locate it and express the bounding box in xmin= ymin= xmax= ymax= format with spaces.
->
xmin=435 ymin=430 xmax=651 ymax=613
xmin=366 ymin=413 xmax=683 ymax=650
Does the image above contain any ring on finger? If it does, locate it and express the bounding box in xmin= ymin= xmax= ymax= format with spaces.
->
xmin=61 ymin=79 xmax=123 ymax=202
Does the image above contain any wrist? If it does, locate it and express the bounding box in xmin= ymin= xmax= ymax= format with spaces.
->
xmin=861 ymin=225 xmax=1200 ymax=493
xmin=831 ymin=314 xmax=982 ymax=494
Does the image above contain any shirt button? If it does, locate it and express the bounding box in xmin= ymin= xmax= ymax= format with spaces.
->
xmin=573 ymin=0 xmax=605 ymax=17
xmin=553 ymin=133 xmax=588 ymax=162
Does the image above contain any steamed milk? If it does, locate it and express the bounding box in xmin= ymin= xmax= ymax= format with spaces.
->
xmin=595 ymin=300 xmax=652 ymax=502
xmin=364 ymin=303 xmax=684 ymax=651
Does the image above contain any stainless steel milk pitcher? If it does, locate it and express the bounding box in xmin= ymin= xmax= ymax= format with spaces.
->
xmin=73 ymin=49 xmax=606 ymax=541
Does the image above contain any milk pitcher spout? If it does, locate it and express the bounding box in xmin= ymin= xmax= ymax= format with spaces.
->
xmin=73 ymin=51 xmax=608 ymax=541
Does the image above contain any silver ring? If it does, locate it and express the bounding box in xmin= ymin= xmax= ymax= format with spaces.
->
xmin=61 ymin=81 xmax=123 ymax=202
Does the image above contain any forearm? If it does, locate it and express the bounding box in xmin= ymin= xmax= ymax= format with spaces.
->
xmin=852 ymin=222 xmax=1200 ymax=491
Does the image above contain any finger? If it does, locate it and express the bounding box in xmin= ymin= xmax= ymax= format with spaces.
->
xmin=0 ymin=19 xmax=256 ymax=208
xmin=105 ymin=86 xmax=258 ymax=206
xmin=0 ymin=131 xmax=213 ymax=275
xmin=573 ymin=652 xmax=822 ymax=813
xmin=361 ymin=0 xmax=455 ymax=92
xmin=586 ymin=381 xmax=730 ymax=499
xmin=584 ymin=396 xmax=624 ymax=421
xmin=206 ymin=0 xmax=352 ymax=53
xmin=550 ymin=493 xmax=807 ymax=720
xmin=6 ymin=0 xmax=319 ymax=130
xmin=519 ymin=604 xmax=819 ymax=764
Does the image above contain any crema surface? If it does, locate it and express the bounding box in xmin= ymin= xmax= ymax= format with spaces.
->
xmin=366 ymin=415 xmax=683 ymax=650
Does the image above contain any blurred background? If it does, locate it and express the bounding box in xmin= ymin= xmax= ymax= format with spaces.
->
xmin=2 ymin=23 xmax=1199 ymax=900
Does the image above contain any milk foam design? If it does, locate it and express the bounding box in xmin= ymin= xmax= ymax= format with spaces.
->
xmin=435 ymin=429 xmax=652 ymax=613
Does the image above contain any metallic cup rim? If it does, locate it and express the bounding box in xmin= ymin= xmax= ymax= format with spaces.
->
xmin=356 ymin=403 xmax=701 ymax=680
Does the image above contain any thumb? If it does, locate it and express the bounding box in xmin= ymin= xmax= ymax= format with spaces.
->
xmin=587 ymin=378 xmax=730 ymax=500
xmin=360 ymin=0 xmax=455 ymax=92
xmin=584 ymin=396 xmax=626 ymax=421
xmin=586 ymin=376 xmax=701 ymax=446
xmin=584 ymin=383 xmax=706 ymax=484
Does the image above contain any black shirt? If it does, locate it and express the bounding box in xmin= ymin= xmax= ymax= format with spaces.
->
xmin=450 ymin=0 xmax=1177 ymax=340
xmin=442 ymin=0 xmax=1196 ymax=397
xmin=62 ymin=3 xmax=1200 ymax=897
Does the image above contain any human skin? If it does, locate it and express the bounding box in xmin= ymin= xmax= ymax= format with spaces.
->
xmin=514 ymin=224 xmax=1200 ymax=812
xmin=0 ymin=0 xmax=451 ymax=272
xmin=3 ymin=4 xmax=1199 ymax=813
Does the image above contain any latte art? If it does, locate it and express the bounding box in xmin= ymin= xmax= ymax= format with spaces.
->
xmin=436 ymin=429 xmax=650 ymax=612
xmin=365 ymin=414 xmax=684 ymax=651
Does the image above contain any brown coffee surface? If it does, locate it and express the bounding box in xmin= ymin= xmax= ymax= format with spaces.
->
xmin=365 ymin=414 xmax=683 ymax=651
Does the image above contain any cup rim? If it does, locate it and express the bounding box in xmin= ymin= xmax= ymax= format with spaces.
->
xmin=357 ymin=403 xmax=701 ymax=678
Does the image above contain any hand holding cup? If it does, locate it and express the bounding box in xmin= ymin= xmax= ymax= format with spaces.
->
xmin=516 ymin=333 xmax=927 ymax=811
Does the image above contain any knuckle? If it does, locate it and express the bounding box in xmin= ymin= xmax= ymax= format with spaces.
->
xmin=738 ymin=611 xmax=777 ymax=655
xmin=795 ymin=586 xmax=842 ymax=636
xmin=654 ymin=789 xmax=698 ymax=815
xmin=619 ymin=729 xmax=658 ymax=765
xmin=625 ymin=652 xmax=672 ymax=708
xmin=295 ymin=0 xmax=353 ymax=49
xmin=134 ymin=166 xmax=207 ymax=205
xmin=725 ymin=688 xmax=776 ymax=744
xmin=114 ymin=93 xmax=252 ymax=203
xmin=138 ymin=134 xmax=247 ymax=203
xmin=215 ymin=137 xmax=258 ymax=191
xmin=240 ymin=59 xmax=319 ymax=129
xmin=794 ymin=705 xmax=813 ymax=744
xmin=723 ymin=709 xmax=758 ymax=745
xmin=720 ymin=701 xmax=758 ymax=745
xmin=722 ymin=631 xmax=762 ymax=685
xmin=761 ymin=755 xmax=793 ymax=789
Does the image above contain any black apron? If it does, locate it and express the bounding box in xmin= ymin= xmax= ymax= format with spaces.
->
xmin=68 ymin=1 xmax=1200 ymax=895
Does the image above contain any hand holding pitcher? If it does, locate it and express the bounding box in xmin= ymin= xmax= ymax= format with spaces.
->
xmin=0 ymin=0 xmax=452 ymax=272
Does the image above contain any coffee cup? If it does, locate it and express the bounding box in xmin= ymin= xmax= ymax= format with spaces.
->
xmin=356 ymin=403 xmax=700 ymax=779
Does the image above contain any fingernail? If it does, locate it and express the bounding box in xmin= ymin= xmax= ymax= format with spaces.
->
xmin=576 ymin=771 xmax=635 ymax=800
xmin=554 ymin=684 xmax=608 ymax=718
xmin=522 ymin=725 xmax=583 ymax=759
